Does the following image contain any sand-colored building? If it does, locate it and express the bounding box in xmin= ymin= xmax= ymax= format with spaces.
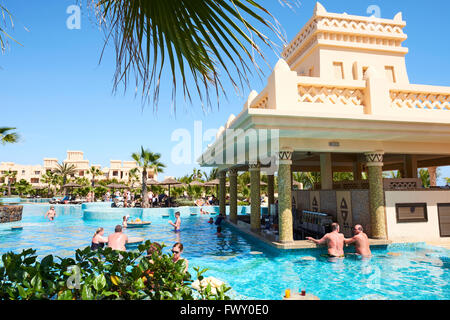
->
xmin=199 ymin=3 xmax=450 ymax=244
xmin=0 ymin=150 xmax=157 ymax=187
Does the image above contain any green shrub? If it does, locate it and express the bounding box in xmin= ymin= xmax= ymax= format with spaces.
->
xmin=175 ymin=199 xmax=195 ymax=207
xmin=0 ymin=241 xmax=231 ymax=300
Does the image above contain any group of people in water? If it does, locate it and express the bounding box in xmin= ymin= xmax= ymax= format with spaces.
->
xmin=90 ymin=225 xmax=188 ymax=271
xmin=306 ymin=222 xmax=372 ymax=258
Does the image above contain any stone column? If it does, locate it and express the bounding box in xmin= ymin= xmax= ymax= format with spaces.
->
xmin=267 ymin=174 xmax=275 ymax=216
xmin=218 ymin=171 xmax=227 ymax=216
xmin=229 ymin=169 xmax=238 ymax=224
xmin=365 ymin=151 xmax=387 ymax=239
xmin=428 ymin=167 xmax=437 ymax=187
xmin=320 ymin=153 xmax=333 ymax=190
xmin=278 ymin=149 xmax=294 ymax=243
xmin=249 ymin=163 xmax=261 ymax=232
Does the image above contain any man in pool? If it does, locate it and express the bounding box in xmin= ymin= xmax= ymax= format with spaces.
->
xmin=306 ymin=223 xmax=345 ymax=258
xmin=108 ymin=225 xmax=129 ymax=251
xmin=344 ymin=224 xmax=372 ymax=257
xmin=169 ymin=211 xmax=181 ymax=232
xmin=45 ymin=206 xmax=56 ymax=221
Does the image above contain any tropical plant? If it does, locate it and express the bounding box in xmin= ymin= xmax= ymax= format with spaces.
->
xmin=41 ymin=171 xmax=57 ymax=198
xmin=132 ymin=147 xmax=165 ymax=208
xmin=3 ymin=170 xmax=17 ymax=196
xmin=14 ymin=179 xmax=32 ymax=197
xmin=190 ymin=168 xmax=204 ymax=181
xmin=89 ymin=166 xmax=103 ymax=187
xmin=0 ymin=127 xmax=19 ymax=145
xmin=333 ymin=172 xmax=354 ymax=181
xmin=419 ymin=168 xmax=441 ymax=188
xmin=203 ymin=168 xmax=218 ymax=182
xmin=293 ymin=172 xmax=320 ymax=190
xmin=0 ymin=241 xmax=231 ymax=300
xmin=54 ymin=162 xmax=77 ymax=195
xmin=383 ymin=171 xmax=402 ymax=179
xmin=90 ymin=0 xmax=293 ymax=110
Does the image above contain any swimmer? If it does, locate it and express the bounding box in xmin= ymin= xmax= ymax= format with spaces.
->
xmin=344 ymin=224 xmax=372 ymax=258
xmin=208 ymin=217 xmax=214 ymax=224
xmin=91 ymin=227 xmax=108 ymax=250
xmin=216 ymin=226 xmax=223 ymax=236
xmin=307 ymin=223 xmax=345 ymax=258
xmin=169 ymin=212 xmax=181 ymax=232
xmin=45 ymin=206 xmax=56 ymax=221
xmin=172 ymin=242 xmax=188 ymax=273
xmin=107 ymin=225 xmax=128 ymax=252
xmin=122 ymin=216 xmax=128 ymax=228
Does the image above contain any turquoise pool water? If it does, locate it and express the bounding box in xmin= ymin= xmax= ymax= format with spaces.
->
xmin=0 ymin=204 xmax=449 ymax=300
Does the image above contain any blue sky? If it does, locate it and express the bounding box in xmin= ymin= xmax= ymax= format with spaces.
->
xmin=1 ymin=0 xmax=449 ymax=182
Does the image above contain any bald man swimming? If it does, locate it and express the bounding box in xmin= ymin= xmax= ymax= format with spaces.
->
xmin=344 ymin=224 xmax=372 ymax=257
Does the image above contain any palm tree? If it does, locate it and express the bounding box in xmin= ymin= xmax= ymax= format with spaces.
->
xmin=93 ymin=1 xmax=291 ymax=110
xmin=54 ymin=162 xmax=77 ymax=195
xmin=131 ymin=146 xmax=166 ymax=208
xmin=203 ymin=168 xmax=218 ymax=182
xmin=128 ymin=168 xmax=140 ymax=190
xmin=89 ymin=166 xmax=103 ymax=187
xmin=41 ymin=171 xmax=56 ymax=198
xmin=3 ymin=170 xmax=17 ymax=196
xmin=0 ymin=127 xmax=19 ymax=145
xmin=293 ymin=172 xmax=321 ymax=190
xmin=15 ymin=179 xmax=32 ymax=197
xmin=190 ymin=168 xmax=204 ymax=181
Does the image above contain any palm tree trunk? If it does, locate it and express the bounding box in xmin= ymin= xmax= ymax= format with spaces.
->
xmin=142 ymin=169 xmax=149 ymax=208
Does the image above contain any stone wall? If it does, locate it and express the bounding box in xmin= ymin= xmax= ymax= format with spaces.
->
xmin=0 ymin=205 xmax=23 ymax=223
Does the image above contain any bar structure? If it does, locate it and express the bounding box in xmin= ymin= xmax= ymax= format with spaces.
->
xmin=199 ymin=2 xmax=450 ymax=243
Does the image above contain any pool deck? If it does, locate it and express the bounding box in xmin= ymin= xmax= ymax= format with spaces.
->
xmin=225 ymin=220 xmax=391 ymax=250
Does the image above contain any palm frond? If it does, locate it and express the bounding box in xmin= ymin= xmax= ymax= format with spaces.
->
xmin=93 ymin=0 xmax=296 ymax=111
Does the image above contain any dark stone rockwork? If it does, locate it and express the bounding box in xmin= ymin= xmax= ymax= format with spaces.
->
xmin=0 ymin=205 xmax=23 ymax=224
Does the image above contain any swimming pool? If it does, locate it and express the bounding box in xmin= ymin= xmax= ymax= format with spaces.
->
xmin=0 ymin=204 xmax=449 ymax=300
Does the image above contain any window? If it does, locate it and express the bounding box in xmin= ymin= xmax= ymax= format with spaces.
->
xmin=385 ymin=66 xmax=396 ymax=83
xmin=34 ymin=171 xmax=40 ymax=175
xmin=79 ymin=171 xmax=84 ymax=176
xmin=333 ymin=62 xmax=344 ymax=79
xmin=22 ymin=170 xmax=26 ymax=174
xmin=437 ymin=204 xmax=450 ymax=237
xmin=113 ymin=171 xmax=118 ymax=177
xmin=308 ymin=67 xmax=314 ymax=77
xmin=31 ymin=178 xmax=39 ymax=184
xmin=396 ymin=203 xmax=428 ymax=223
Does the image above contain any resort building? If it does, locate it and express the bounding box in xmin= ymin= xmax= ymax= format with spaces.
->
xmin=198 ymin=3 xmax=450 ymax=244
xmin=0 ymin=150 xmax=157 ymax=187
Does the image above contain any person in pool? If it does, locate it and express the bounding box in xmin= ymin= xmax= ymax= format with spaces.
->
xmin=122 ymin=216 xmax=128 ymax=228
xmin=215 ymin=226 xmax=223 ymax=236
xmin=108 ymin=225 xmax=129 ymax=251
xmin=306 ymin=223 xmax=345 ymax=258
xmin=91 ymin=227 xmax=108 ymax=250
xmin=208 ymin=217 xmax=214 ymax=224
xmin=172 ymin=242 xmax=188 ymax=273
xmin=169 ymin=212 xmax=181 ymax=232
xmin=45 ymin=206 xmax=56 ymax=221
xmin=344 ymin=224 xmax=372 ymax=257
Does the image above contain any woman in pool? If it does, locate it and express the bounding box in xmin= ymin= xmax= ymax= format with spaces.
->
xmin=91 ymin=227 xmax=108 ymax=250
xmin=122 ymin=215 xmax=128 ymax=228
xmin=172 ymin=242 xmax=188 ymax=273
